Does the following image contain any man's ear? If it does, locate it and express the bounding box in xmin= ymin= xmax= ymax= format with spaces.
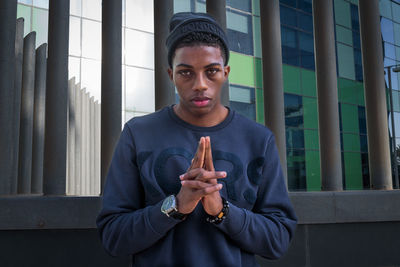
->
xmin=167 ymin=68 xmax=173 ymax=81
xmin=224 ymin=65 xmax=230 ymax=80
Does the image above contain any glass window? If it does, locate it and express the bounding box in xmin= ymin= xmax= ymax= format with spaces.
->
xmin=299 ymin=32 xmax=314 ymax=70
xmin=174 ymin=0 xmax=191 ymax=13
xmin=379 ymin=0 xmax=392 ymax=19
xmin=287 ymin=149 xmax=306 ymax=191
xmin=280 ymin=0 xmax=297 ymax=8
xmin=226 ymin=0 xmax=251 ymax=12
xmin=286 ymin=128 xmax=305 ymax=149
xmin=396 ymin=46 xmax=400 ymax=61
xmin=32 ymin=8 xmax=48 ymax=48
xmin=227 ymin=10 xmax=253 ymax=55
xmin=394 ymin=112 xmax=400 ymax=138
xmin=358 ymin=106 xmax=366 ymax=135
xmin=384 ymin=58 xmax=399 ymax=90
xmin=352 ymin=30 xmax=361 ymax=49
xmin=125 ymin=28 xmax=154 ymax=69
xmin=393 ymin=2 xmax=400 ymax=23
xmin=337 ymin=43 xmax=355 ymax=80
xmin=17 ymin=4 xmax=31 ymax=36
xmin=354 ymin=48 xmax=363 ymax=82
xmin=229 ymin=85 xmax=255 ymax=120
xmin=82 ymin=19 xmax=101 ymax=60
xmin=298 ymin=12 xmax=313 ymax=33
xmin=82 ymin=0 xmax=101 ymax=21
xmin=18 ymin=0 xmax=32 ymax=4
xmin=336 ymin=25 xmax=353 ymax=46
xmin=284 ymin=93 xmax=303 ymax=127
xmin=253 ymin=16 xmax=262 ymax=58
xmin=125 ymin=66 xmax=155 ymax=113
xmin=392 ymin=90 xmax=400 ymax=112
xmin=194 ymin=0 xmax=206 ymax=12
xmin=33 ymin=0 xmax=48 ymax=9
xmin=70 ymin=0 xmax=82 ymax=16
xmin=394 ymin=23 xmax=400 ymax=46
xmin=350 ymin=4 xmax=359 ymax=31
xmin=334 ymin=0 xmax=351 ymax=28
xmin=280 ymin=5 xmax=297 ymax=28
xmin=381 ymin=18 xmax=395 ymax=44
xmin=281 ymin=26 xmax=300 ymax=66
xmin=68 ymin=56 xmax=81 ymax=82
xmin=69 ymin=16 xmax=81 ymax=56
xmin=252 ymin=0 xmax=260 ymax=15
xmin=126 ymin=0 xmax=154 ymax=33
xmin=81 ymin=58 xmax=101 ymax=102
xmin=360 ymin=153 xmax=370 ymax=188
xmin=298 ymin=0 xmax=312 ymax=14
xmin=385 ymin=42 xmax=397 ymax=60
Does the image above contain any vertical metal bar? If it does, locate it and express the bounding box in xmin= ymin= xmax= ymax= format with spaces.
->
xmin=11 ymin=17 xmax=25 ymax=195
xmin=94 ymin=101 xmax=101 ymax=195
xmin=81 ymin=89 xmax=88 ymax=195
xmin=67 ymin=78 xmax=76 ymax=195
xmin=90 ymin=97 xmax=95 ymax=195
xmin=44 ymin=0 xmax=70 ymax=195
xmin=259 ymin=0 xmax=288 ymax=183
xmin=313 ymin=0 xmax=343 ymax=191
xmin=0 ymin=0 xmax=17 ymax=195
xmin=206 ymin=0 xmax=229 ymax=107
xmin=18 ymin=32 xmax=36 ymax=194
xmin=154 ymin=0 xmax=175 ymax=110
xmin=74 ymin=84 xmax=82 ymax=195
xmin=102 ymin=0 xmax=122 ymax=194
xmin=31 ymin=43 xmax=47 ymax=195
xmin=85 ymin=92 xmax=90 ymax=195
xmin=387 ymin=67 xmax=399 ymax=189
xmin=358 ymin=0 xmax=392 ymax=189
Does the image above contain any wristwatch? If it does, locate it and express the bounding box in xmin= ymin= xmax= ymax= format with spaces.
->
xmin=161 ymin=195 xmax=187 ymax=220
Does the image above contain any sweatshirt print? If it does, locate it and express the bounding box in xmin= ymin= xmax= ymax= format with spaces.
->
xmin=97 ymin=106 xmax=297 ymax=267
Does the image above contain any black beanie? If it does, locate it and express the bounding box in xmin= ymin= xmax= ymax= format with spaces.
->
xmin=166 ymin=12 xmax=229 ymax=67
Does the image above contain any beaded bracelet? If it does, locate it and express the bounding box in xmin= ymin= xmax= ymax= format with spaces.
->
xmin=206 ymin=197 xmax=229 ymax=224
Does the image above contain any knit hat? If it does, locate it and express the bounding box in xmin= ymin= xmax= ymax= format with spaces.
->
xmin=166 ymin=12 xmax=229 ymax=67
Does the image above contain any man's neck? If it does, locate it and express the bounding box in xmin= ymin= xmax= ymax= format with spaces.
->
xmin=173 ymin=104 xmax=229 ymax=127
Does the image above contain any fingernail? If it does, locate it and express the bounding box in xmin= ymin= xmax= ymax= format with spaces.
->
xmin=179 ymin=174 xmax=184 ymax=179
xmin=218 ymin=184 xmax=223 ymax=189
xmin=181 ymin=181 xmax=185 ymax=185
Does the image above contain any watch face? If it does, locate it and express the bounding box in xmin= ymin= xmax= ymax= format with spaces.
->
xmin=161 ymin=195 xmax=176 ymax=215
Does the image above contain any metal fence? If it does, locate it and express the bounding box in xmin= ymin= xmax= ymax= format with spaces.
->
xmin=2 ymin=17 xmax=101 ymax=196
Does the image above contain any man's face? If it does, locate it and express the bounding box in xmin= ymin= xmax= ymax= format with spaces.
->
xmin=168 ymin=45 xmax=230 ymax=121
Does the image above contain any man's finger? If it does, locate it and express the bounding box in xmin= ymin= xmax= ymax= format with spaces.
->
xmin=189 ymin=137 xmax=206 ymax=170
xmin=204 ymin=136 xmax=215 ymax=171
xmin=180 ymin=168 xmax=226 ymax=181
xmin=181 ymin=181 xmax=223 ymax=196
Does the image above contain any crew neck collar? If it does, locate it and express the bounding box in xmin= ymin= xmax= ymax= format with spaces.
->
xmin=167 ymin=105 xmax=234 ymax=132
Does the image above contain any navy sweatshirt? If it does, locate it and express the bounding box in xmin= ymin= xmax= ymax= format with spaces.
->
xmin=97 ymin=106 xmax=297 ymax=267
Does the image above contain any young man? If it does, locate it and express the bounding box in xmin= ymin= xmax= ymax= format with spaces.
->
xmin=97 ymin=12 xmax=297 ymax=266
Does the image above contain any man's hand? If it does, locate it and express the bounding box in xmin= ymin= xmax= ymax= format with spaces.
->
xmin=177 ymin=137 xmax=225 ymax=216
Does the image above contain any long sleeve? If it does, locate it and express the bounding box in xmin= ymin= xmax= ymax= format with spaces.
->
xmin=96 ymin=124 xmax=181 ymax=257
xmin=214 ymin=135 xmax=297 ymax=259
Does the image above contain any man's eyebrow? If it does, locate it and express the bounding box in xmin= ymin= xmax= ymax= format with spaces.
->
xmin=204 ymin=63 xmax=222 ymax=68
xmin=176 ymin=63 xmax=193 ymax=68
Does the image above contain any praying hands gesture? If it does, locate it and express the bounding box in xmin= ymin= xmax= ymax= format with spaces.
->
xmin=176 ymin=137 xmax=226 ymax=216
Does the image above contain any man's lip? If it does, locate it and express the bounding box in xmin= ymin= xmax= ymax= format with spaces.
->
xmin=191 ymin=97 xmax=211 ymax=107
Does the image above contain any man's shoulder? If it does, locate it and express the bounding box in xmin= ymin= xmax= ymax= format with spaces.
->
xmin=232 ymin=111 xmax=274 ymax=138
xmin=125 ymin=106 xmax=170 ymax=129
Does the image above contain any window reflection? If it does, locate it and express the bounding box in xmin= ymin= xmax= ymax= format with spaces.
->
xmin=125 ymin=29 xmax=154 ymax=69
xmin=125 ymin=66 xmax=154 ymax=113
xmin=126 ymin=0 xmax=154 ymax=32
xmin=82 ymin=19 xmax=101 ymax=60
xmin=229 ymin=85 xmax=255 ymax=120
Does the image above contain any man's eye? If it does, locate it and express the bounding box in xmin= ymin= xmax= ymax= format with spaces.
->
xmin=207 ymin=68 xmax=219 ymax=75
xmin=178 ymin=70 xmax=192 ymax=76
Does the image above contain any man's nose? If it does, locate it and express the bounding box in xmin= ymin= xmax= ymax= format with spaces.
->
xmin=193 ymin=73 xmax=207 ymax=91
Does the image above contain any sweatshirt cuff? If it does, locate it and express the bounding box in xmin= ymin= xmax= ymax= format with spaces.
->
xmin=147 ymin=200 xmax=182 ymax=237
xmin=214 ymin=202 xmax=247 ymax=237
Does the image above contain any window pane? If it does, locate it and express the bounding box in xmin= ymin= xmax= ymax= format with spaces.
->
xmin=337 ymin=43 xmax=355 ymax=80
xmin=70 ymin=0 xmax=81 ymax=16
xmin=385 ymin=42 xmax=396 ymax=60
xmin=18 ymin=0 xmax=32 ymax=4
xmin=358 ymin=106 xmax=366 ymax=134
xmin=380 ymin=0 xmax=392 ymax=19
xmin=81 ymin=58 xmax=101 ymax=102
xmin=334 ymin=0 xmax=351 ymax=28
xmin=286 ymin=129 xmax=305 ymax=149
xmin=281 ymin=26 xmax=299 ymax=66
xmin=125 ymin=66 xmax=155 ymax=112
xmin=393 ymin=2 xmax=400 ymax=23
xmin=82 ymin=0 xmax=101 ymax=21
xmin=68 ymin=56 xmax=81 ymax=82
xmin=227 ymin=9 xmax=249 ymax=33
xmin=280 ymin=5 xmax=297 ymax=28
xmin=33 ymin=0 xmax=48 ymax=9
xmin=299 ymin=32 xmax=314 ymax=70
xmin=226 ymin=0 xmax=251 ymax=12
xmin=381 ymin=18 xmax=395 ymax=44
xmin=350 ymin=4 xmax=359 ymax=31
xmin=126 ymin=0 xmax=154 ymax=32
xmin=174 ymin=0 xmax=191 ymax=13
xmin=284 ymin=93 xmax=303 ymax=127
xmin=352 ymin=30 xmax=361 ymax=49
xmin=194 ymin=0 xmax=206 ymax=12
xmin=82 ymin=19 xmax=101 ymax=60
xmin=69 ymin=16 xmax=81 ymax=56
xmin=227 ymin=10 xmax=253 ymax=55
xmin=287 ymin=149 xmax=306 ymax=191
xmin=229 ymin=85 xmax=255 ymax=121
xmin=280 ymin=0 xmax=296 ymax=8
xmin=354 ymin=48 xmax=363 ymax=82
xmin=125 ymin=29 xmax=154 ymax=69
xmin=336 ymin=25 xmax=353 ymax=46
xmin=394 ymin=23 xmax=400 ymax=46
xmin=253 ymin=16 xmax=262 ymax=58
xmin=298 ymin=12 xmax=313 ymax=33
xmin=298 ymin=0 xmax=312 ymax=14
xmin=32 ymin=7 xmax=48 ymax=47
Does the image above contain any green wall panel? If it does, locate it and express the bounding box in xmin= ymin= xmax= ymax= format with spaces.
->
xmin=305 ymin=150 xmax=321 ymax=191
xmin=304 ymin=129 xmax=319 ymax=150
xmin=303 ymin=96 xmax=319 ymax=129
xmin=229 ymin=52 xmax=255 ymax=87
xmin=301 ymin=69 xmax=317 ymax=97
xmin=343 ymin=133 xmax=361 ymax=152
xmin=344 ymin=152 xmax=363 ymax=190
xmin=252 ymin=0 xmax=260 ymax=16
xmin=341 ymin=103 xmax=359 ymax=133
xmin=334 ymin=0 xmax=351 ymax=28
xmin=253 ymin=16 xmax=262 ymax=58
xmin=339 ymin=78 xmax=358 ymax=104
xmin=283 ymin=64 xmax=301 ymax=94
xmin=256 ymin=88 xmax=265 ymax=125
